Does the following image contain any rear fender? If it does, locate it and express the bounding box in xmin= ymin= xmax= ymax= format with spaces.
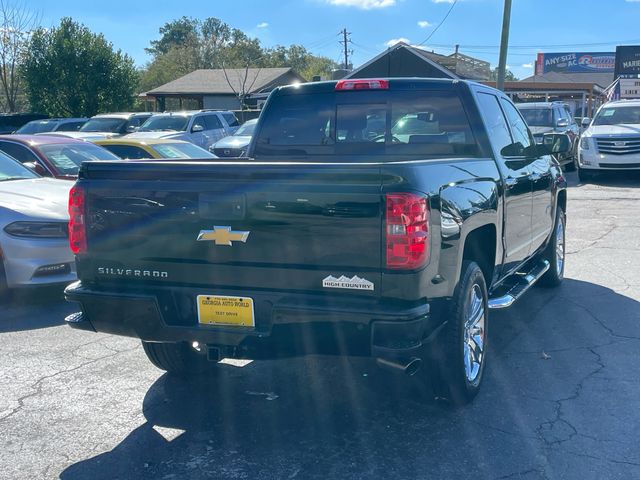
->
xmin=437 ymin=180 xmax=500 ymax=295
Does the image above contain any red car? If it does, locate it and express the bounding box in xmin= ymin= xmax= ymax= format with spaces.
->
xmin=0 ymin=135 xmax=119 ymax=180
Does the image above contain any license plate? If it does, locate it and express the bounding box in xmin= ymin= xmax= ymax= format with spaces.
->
xmin=197 ymin=295 xmax=255 ymax=327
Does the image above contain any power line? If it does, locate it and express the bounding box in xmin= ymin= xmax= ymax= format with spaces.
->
xmin=425 ymin=38 xmax=640 ymax=50
xmin=418 ymin=0 xmax=458 ymax=46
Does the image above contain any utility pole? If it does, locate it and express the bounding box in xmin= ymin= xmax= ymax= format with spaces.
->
xmin=496 ymin=0 xmax=512 ymax=91
xmin=340 ymin=28 xmax=351 ymax=70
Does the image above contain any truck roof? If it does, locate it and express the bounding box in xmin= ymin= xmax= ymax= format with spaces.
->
xmin=274 ymin=78 xmax=482 ymax=96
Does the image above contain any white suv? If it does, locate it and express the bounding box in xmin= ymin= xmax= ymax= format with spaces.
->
xmin=578 ymin=99 xmax=640 ymax=182
xmin=127 ymin=110 xmax=239 ymax=149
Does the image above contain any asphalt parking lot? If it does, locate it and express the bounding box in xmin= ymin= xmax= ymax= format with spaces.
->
xmin=1 ymin=172 xmax=639 ymax=480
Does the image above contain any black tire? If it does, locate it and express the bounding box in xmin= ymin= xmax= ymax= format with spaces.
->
xmin=142 ymin=341 xmax=214 ymax=375
xmin=429 ymin=261 xmax=488 ymax=406
xmin=539 ymin=208 xmax=565 ymax=288
xmin=0 ymin=257 xmax=9 ymax=303
xmin=577 ymin=167 xmax=594 ymax=183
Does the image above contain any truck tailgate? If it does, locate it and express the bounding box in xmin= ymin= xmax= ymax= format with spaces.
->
xmin=80 ymin=161 xmax=384 ymax=297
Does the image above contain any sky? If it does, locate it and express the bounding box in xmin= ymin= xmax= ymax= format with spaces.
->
xmin=25 ymin=0 xmax=640 ymax=80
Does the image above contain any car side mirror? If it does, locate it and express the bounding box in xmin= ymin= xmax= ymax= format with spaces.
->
xmin=581 ymin=117 xmax=591 ymax=128
xmin=539 ymin=133 xmax=571 ymax=156
xmin=192 ymin=124 xmax=204 ymax=133
xmin=556 ymin=118 xmax=569 ymax=128
xmin=126 ymin=125 xmax=138 ymax=133
xmin=23 ymin=162 xmax=48 ymax=176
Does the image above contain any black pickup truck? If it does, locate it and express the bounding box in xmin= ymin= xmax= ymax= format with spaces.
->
xmin=65 ymin=79 xmax=569 ymax=404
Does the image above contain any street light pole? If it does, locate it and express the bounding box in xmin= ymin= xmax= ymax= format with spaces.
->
xmin=496 ymin=0 xmax=512 ymax=91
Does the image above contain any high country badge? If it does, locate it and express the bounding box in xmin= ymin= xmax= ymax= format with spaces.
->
xmin=322 ymin=275 xmax=374 ymax=291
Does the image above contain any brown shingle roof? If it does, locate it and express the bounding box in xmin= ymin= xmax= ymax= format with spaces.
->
xmin=146 ymin=68 xmax=301 ymax=95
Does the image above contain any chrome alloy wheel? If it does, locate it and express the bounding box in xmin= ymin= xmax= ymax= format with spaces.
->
xmin=463 ymin=284 xmax=485 ymax=383
xmin=555 ymin=215 xmax=565 ymax=277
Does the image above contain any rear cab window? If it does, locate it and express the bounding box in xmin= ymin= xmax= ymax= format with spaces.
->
xmin=254 ymin=85 xmax=480 ymax=160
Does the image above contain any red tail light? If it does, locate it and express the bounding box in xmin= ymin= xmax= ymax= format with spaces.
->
xmin=335 ymin=79 xmax=389 ymax=91
xmin=386 ymin=193 xmax=429 ymax=269
xmin=68 ymin=184 xmax=87 ymax=254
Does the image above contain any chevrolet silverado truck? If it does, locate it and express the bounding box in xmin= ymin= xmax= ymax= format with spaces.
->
xmin=64 ymin=79 xmax=570 ymax=404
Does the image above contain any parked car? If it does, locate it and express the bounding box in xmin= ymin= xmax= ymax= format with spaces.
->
xmin=0 ymin=135 xmax=120 ymax=179
xmin=0 ymin=151 xmax=76 ymax=298
xmin=64 ymin=78 xmax=570 ymax=405
xmin=209 ymin=118 xmax=258 ymax=158
xmin=516 ymin=102 xmax=579 ymax=170
xmin=50 ymin=112 xmax=154 ymax=140
xmin=94 ymin=138 xmax=215 ymax=160
xmin=127 ymin=110 xmax=239 ymax=149
xmin=15 ymin=118 xmax=88 ymax=134
xmin=0 ymin=113 xmax=48 ymax=134
xmin=577 ymin=99 xmax=640 ymax=182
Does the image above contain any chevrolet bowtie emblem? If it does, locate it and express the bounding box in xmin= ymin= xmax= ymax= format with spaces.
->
xmin=197 ymin=226 xmax=250 ymax=246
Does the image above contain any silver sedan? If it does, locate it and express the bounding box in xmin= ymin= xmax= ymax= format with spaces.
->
xmin=0 ymin=152 xmax=75 ymax=297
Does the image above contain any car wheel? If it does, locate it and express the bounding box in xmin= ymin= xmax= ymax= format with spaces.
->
xmin=577 ymin=167 xmax=594 ymax=183
xmin=142 ymin=341 xmax=215 ymax=376
xmin=539 ymin=208 xmax=566 ymax=288
xmin=429 ymin=261 xmax=488 ymax=405
xmin=0 ymin=255 xmax=9 ymax=302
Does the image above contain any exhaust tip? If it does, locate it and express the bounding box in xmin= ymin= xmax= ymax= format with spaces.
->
xmin=376 ymin=357 xmax=422 ymax=376
xmin=404 ymin=358 xmax=422 ymax=376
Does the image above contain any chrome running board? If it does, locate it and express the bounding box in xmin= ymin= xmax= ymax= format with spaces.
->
xmin=488 ymin=260 xmax=550 ymax=310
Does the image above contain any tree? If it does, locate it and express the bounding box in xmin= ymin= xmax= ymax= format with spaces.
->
xmin=490 ymin=67 xmax=518 ymax=82
xmin=139 ymin=16 xmax=338 ymax=94
xmin=0 ymin=1 xmax=38 ymax=112
xmin=22 ymin=18 xmax=138 ymax=117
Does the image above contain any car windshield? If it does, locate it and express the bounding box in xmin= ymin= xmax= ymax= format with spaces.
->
xmin=153 ymin=142 xmax=215 ymax=159
xmin=234 ymin=120 xmax=257 ymax=136
xmin=80 ymin=118 xmax=127 ymax=133
xmin=138 ymin=115 xmax=190 ymax=132
xmin=0 ymin=150 xmax=38 ymax=180
xmin=593 ymin=105 xmax=640 ymax=125
xmin=39 ymin=143 xmax=120 ymax=175
xmin=15 ymin=120 xmax=59 ymax=134
xmin=518 ymin=108 xmax=553 ymax=127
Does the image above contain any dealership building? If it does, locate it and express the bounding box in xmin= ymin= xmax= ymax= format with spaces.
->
xmin=496 ymin=46 xmax=640 ymax=119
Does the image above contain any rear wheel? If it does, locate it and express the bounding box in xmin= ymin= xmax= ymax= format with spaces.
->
xmin=142 ymin=341 xmax=214 ymax=375
xmin=539 ymin=208 xmax=565 ymax=287
xmin=428 ymin=261 xmax=488 ymax=405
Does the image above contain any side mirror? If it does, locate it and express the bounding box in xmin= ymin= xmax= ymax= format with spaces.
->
xmin=556 ymin=118 xmax=569 ymax=128
xmin=126 ymin=125 xmax=138 ymax=133
xmin=581 ymin=117 xmax=591 ymax=128
xmin=24 ymin=162 xmax=48 ymax=176
xmin=540 ymin=133 xmax=571 ymax=156
xmin=192 ymin=124 xmax=204 ymax=133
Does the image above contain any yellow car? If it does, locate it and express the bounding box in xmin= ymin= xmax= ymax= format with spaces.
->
xmin=92 ymin=138 xmax=215 ymax=160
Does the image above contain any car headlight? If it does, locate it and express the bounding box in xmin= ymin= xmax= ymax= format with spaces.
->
xmin=580 ymin=137 xmax=591 ymax=150
xmin=3 ymin=221 xmax=68 ymax=238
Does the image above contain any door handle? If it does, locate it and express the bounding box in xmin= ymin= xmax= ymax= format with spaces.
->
xmin=529 ymin=172 xmax=541 ymax=181
xmin=504 ymin=177 xmax=518 ymax=188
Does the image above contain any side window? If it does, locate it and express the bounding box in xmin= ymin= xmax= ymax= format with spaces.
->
xmin=564 ymin=106 xmax=575 ymax=124
xmin=476 ymin=92 xmax=513 ymax=154
xmin=0 ymin=141 xmax=40 ymax=163
xmin=500 ymin=99 xmax=534 ymax=154
xmin=192 ymin=116 xmax=207 ymax=131
xmin=103 ymin=145 xmax=151 ymax=159
xmin=222 ymin=113 xmax=239 ymax=128
xmin=204 ymin=114 xmax=223 ymax=130
xmin=57 ymin=121 xmax=86 ymax=132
